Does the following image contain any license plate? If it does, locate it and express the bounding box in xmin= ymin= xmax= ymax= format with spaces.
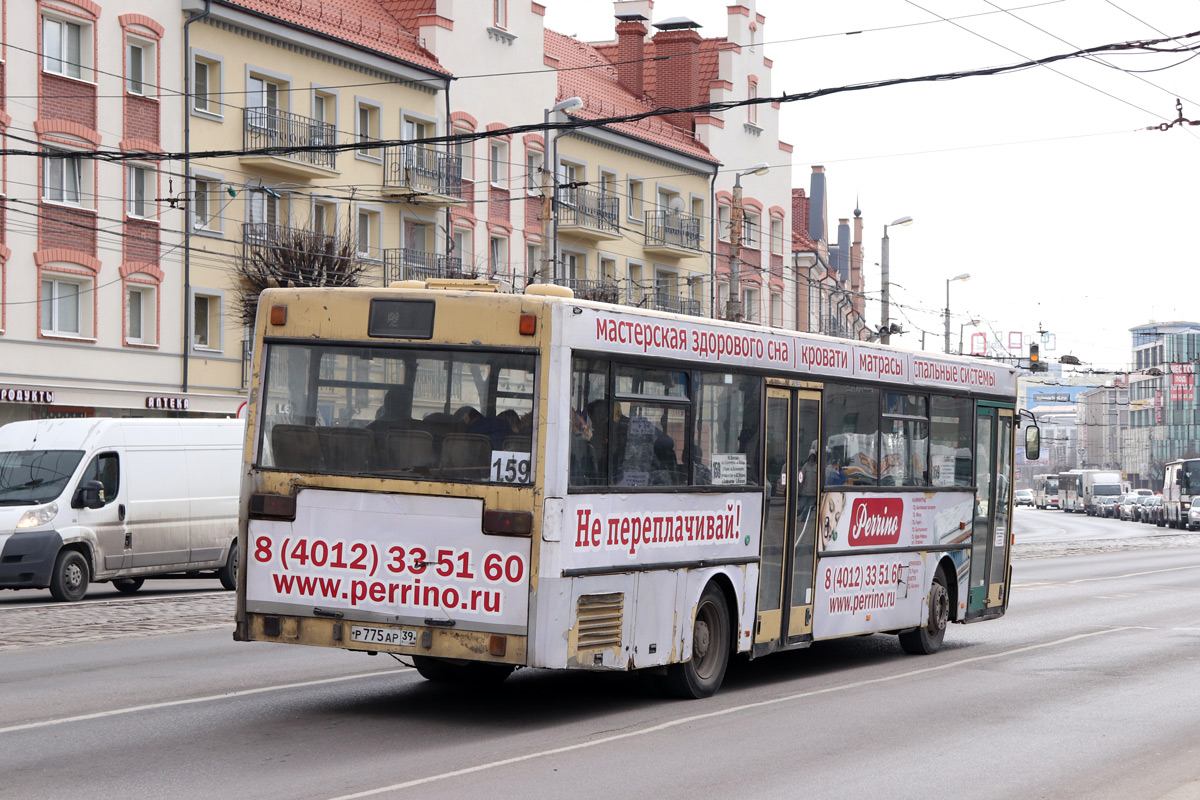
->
xmin=349 ymin=625 xmax=416 ymax=647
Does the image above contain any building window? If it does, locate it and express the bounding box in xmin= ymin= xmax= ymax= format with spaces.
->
xmin=748 ymin=79 xmax=758 ymax=124
xmin=248 ymin=190 xmax=279 ymax=230
xmin=357 ymin=102 xmax=381 ymax=160
xmin=770 ymin=292 xmax=783 ymax=327
xmin=526 ymin=149 xmax=543 ymax=194
xmin=41 ymin=278 xmax=83 ymax=335
xmin=490 ymin=140 xmax=508 ymax=187
xmin=44 ymin=153 xmax=82 ymax=206
xmin=489 ymin=236 xmax=508 ymax=277
xmin=717 ymin=281 xmax=729 ymax=316
xmin=743 ymin=286 xmax=759 ymax=323
xmin=357 ymin=209 xmax=380 ymax=259
xmin=248 ymin=75 xmax=281 ymax=111
xmin=494 ymin=0 xmax=507 ymax=28
xmin=743 ymin=210 xmax=761 ymax=250
xmin=127 ymin=41 xmax=147 ymax=95
xmin=126 ymin=284 xmax=157 ymax=345
xmin=454 ymin=126 xmax=474 ymax=182
xmin=193 ymin=55 xmax=221 ymax=115
xmin=43 ymin=17 xmax=84 ymax=79
xmin=628 ymin=179 xmax=644 ymax=221
xmin=192 ymin=292 xmax=221 ymax=349
xmin=718 ymin=203 xmax=731 ymax=242
xmin=453 ymin=227 xmax=473 ymax=267
xmin=127 ymin=166 xmax=152 ymax=218
xmin=193 ymin=178 xmax=222 ymax=232
xmin=691 ymin=196 xmax=705 ymax=238
xmin=770 ymin=217 xmax=784 ymax=255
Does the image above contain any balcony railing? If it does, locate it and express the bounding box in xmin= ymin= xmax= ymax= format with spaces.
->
xmin=557 ymin=278 xmax=621 ymax=304
xmin=651 ymin=291 xmax=703 ymax=317
xmin=646 ymin=210 xmax=703 ymax=252
xmin=556 ymin=188 xmax=619 ymax=236
xmin=383 ymin=248 xmax=470 ymax=284
xmin=243 ymin=107 xmax=336 ymax=171
xmin=243 ymin=223 xmax=349 ymax=267
xmin=549 ymin=277 xmax=704 ymax=317
xmin=382 ymin=144 xmax=463 ymax=199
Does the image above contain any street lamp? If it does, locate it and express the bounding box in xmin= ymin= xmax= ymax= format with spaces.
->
xmin=944 ymin=272 xmax=970 ymax=354
xmin=958 ymin=317 xmax=979 ymax=355
xmin=880 ymin=216 xmax=913 ymax=344
xmin=541 ymin=97 xmax=583 ymax=285
xmin=725 ymin=162 xmax=770 ymax=321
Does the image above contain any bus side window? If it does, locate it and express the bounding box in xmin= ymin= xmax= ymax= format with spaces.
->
xmin=570 ymin=358 xmax=609 ymax=487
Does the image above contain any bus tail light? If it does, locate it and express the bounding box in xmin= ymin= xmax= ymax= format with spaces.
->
xmin=483 ymin=510 xmax=533 ymax=536
xmin=519 ymin=314 xmax=537 ymax=335
xmin=270 ymin=305 xmax=288 ymax=326
xmin=489 ymin=634 xmax=507 ymax=657
xmin=249 ymin=493 xmax=296 ymax=521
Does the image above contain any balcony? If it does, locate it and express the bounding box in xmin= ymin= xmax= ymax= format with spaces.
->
xmin=644 ymin=210 xmax=703 ymax=257
xmin=382 ymin=145 xmax=463 ymax=206
xmin=557 ymin=278 xmax=622 ymax=304
xmin=550 ymin=278 xmax=705 ymax=317
xmin=241 ymin=108 xmax=337 ymax=178
xmin=650 ymin=291 xmax=703 ymax=317
xmin=556 ymin=188 xmax=621 ymax=241
xmin=383 ymin=248 xmax=471 ymax=284
xmin=242 ymin=223 xmax=358 ymax=278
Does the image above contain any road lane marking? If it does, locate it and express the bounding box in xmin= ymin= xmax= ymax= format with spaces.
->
xmin=325 ymin=627 xmax=1137 ymax=799
xmin=1014 ymin=563 xmax=1200 ymax=590
xmin=0 ymin=669 xmax=409 ymax=735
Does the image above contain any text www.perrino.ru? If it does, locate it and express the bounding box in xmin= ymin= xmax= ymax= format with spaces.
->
xmin=828 ymin=591 xmax=897 ymax=615
xmin=270 ymin=573 xmax=503 ymax=615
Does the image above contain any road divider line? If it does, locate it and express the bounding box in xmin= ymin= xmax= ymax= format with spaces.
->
xmin=1015 ymin=564 xmax=1200 ymax=591
xmin=0 ymin=669 xmax=409 ymax=735
xmin=325 ymin=627 xmax=1137 ymax=800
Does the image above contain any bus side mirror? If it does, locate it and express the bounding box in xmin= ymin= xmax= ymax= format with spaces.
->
xmin=1024 ymin=426 xmax=1041 ymax=462
xmin=1176 ymin=473 xmax=1182 ymax=486
xmin=72 ymin=480 xmax=106 ymax=510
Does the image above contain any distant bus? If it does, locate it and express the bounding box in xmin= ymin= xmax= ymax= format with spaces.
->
xmin=1162 ymin=459 xmax=1200 ymax=528
xmin=1059 ymin=470 xmax=1085 ymax=512
xmin=1033 ymin=473 xmax=1059 ymax=509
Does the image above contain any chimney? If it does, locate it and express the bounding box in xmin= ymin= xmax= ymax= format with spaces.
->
xmin=615 ymin=13 xmax=647 ymax=97
xmin=651 ymin=17 xmax=702 ymax=132
xmin=808 ymin=166 xmax=827 ymax=244
xmin=836 ymin=219 xmax=850 ymax=282
xmin=851 ymin=206 xmax=864 ymax=316
xmin=791 ymin=188 xmax=809 ymax=243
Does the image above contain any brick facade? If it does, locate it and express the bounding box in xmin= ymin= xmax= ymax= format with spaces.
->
xmin=38 ymin=204 xmax=97 ymax=256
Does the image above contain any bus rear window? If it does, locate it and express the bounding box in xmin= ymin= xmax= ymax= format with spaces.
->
xmin=257 ymin=343 xmax=536 ymax=485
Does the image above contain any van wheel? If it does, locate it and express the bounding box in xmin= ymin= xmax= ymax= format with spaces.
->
xmin=218 ymin=544 xmax=238 ymax=591
xmin=50 ymin=550 xmax=90 ymax=602
xmin=411 ymin=656 xmax=514 ymax=685
xmin=113 ymin=578 xmax=144 ymax=595
xmin=661 ymin=583 xmax=731 ymax=699
xmin=899 ymin=567 xmax=949 ymax=655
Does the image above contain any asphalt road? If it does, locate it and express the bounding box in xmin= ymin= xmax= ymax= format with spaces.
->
xmin=3 ymin=509 xmax=1199 ymax=800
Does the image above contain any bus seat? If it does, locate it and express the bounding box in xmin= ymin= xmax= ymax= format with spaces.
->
xmin=440 ymin=433 xmax=492 ymax=481
xmin=500 ymin=435 xmax=532 ymax=453
xmin=378 ymin=429 xmax=436 ymax=474
xmin=420 ymin=412 xmax=463 ymax=446
xmin=318 ymin=427 xmax=375 ymax=474
xmin=272 ymin=425 xmax=323 ymax=472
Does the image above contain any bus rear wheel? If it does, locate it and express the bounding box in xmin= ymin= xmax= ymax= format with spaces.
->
xmin=661 ymin=583 xmax=731 ymax=699
xmin=899 ymin=568 xmax=949 ymax=655
xmin=411 ymin=656 xmax=514 ymax=685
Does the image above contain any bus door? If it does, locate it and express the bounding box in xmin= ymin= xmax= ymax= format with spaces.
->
xmin=756 ymin=386 xmax=821 ymax=651
xmin=967 ymin=405 xmax=1014 ymax=618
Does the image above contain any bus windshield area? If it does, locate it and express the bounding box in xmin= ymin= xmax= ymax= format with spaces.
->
xmin=257 ymin=343 xmax=536 ymax=485
xmin=0 ymin=450 xmax=84 ymax=505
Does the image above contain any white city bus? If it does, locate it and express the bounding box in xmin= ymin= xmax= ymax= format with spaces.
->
xmin=235 ymin=283 xmax=1026 ymax=697
xmin=1033 ymin=473 xmax=1059 ymax=509
xmin=1163 ymin=459 xmax=1200 ymax=528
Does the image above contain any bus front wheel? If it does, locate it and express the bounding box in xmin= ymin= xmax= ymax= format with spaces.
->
xmin=899 ymin=568 xmax=949 ymax=655
xmin=661 ymin=583 xmax=731 ymax=699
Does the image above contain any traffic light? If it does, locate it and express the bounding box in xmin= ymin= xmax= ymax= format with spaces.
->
xmin=1029 ymin=343 xmax=1041 ymax=372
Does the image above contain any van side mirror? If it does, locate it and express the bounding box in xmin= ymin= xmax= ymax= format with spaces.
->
xmin=1024 ymin=425 xmax=1041 ymax=462
xmin=72 ymin=480 xmax=106 ymax=510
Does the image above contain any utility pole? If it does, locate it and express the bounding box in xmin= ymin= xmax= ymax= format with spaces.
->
xmin=725 ymin=163 xmax=769 ymax=322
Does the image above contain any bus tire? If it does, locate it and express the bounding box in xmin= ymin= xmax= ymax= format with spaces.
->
xmin=411 ymin=656 xmax=514 ymax=685
xmin=899 ymin=567 xmax=949 ymax=655
xmin=113 ymin=578 xmax=144 ymax=595
xmin=661 ymin=583 xmax=731 ymax=699
xmin=49 ymin=550 xmax=90 ymax=603
xmin=218 ymin=543 xmax=238 ymax=591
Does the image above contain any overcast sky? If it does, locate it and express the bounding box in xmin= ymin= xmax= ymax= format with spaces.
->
xmin=544 ymin=0 xmax=1200 ymax=372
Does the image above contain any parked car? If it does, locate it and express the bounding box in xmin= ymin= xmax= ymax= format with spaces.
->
xmin=1015 ymin=489 xmax=1034 ymax=506
xmin=1140 ymin=495 xmax=1163 ymax=525
xmin=1118 ymin=494 xmax=1141 ymax=521
xmin=1098 ymin=495 xmax=1121 ymax=518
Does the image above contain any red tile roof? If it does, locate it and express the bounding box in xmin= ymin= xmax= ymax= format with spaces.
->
xmin=223 ymin=0 xmax=448 ymax=75
xmin=546 ymin=29 xmax=718 ymax=164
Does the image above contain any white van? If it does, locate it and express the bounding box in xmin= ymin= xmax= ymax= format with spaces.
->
xmin=0 ymin=418 xmax=244 ymax=601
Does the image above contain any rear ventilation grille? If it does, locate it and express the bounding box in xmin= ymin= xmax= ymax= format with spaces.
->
xmin=576 ymin=593 xmax=624 ymax=649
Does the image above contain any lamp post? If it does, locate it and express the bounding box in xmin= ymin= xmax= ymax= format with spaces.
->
xmin=541 ymin=97 xmax=583 ymax=285
xmin=958 ymin=317 xmax=980 ymax=355
xmin=944 ymin=272 xmax=970 ymax=354
xmin=880 ymin=216 xmax=913 ymax=344
xmin=725 ymin=162 xmax=770 ymax=321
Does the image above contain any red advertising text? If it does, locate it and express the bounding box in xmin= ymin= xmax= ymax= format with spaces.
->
xmin=847 ymin=498 xmax=903 ymax=546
